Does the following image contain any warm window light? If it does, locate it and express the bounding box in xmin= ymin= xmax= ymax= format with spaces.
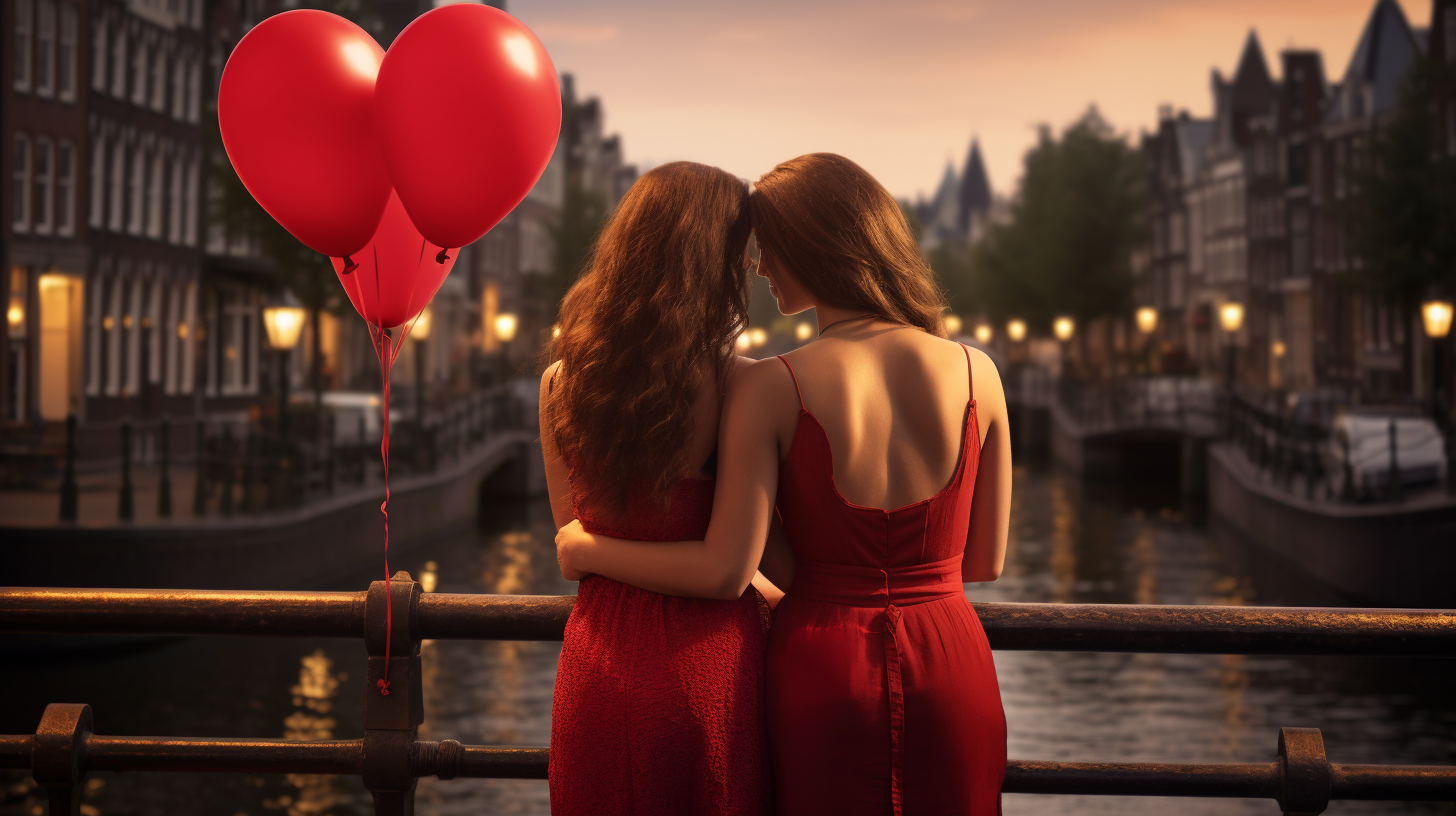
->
xmin=103 ymin=316 xmax=114 ymax=331
xmin=1272 ymin=340 xmax=1287 ymax=358
xmin=1136 ymin=307 xmax=1158 ymax=334
xmin=122 ymin=315 xmax=134 ymax=330
xmin=1007 ymin=319 xmax=1027 ymax=342
xmin=411 ymin=306 xmax=433 ymax=341
xmin=263 ymin=305 xmax=306 ymax=351
xmin=1218 ymin=302 xmax=1244 ymax=334
xmin=494 ymin=312 xmax=518 ymax=343
xmin=177 ymin=323 xmax=188 ymax=339
xmin=552 ymin=323 xmax=562 ymax=339
xmin=795 ymin=322 xmax=813 ymax=341
xmin=1053 ymin=316 xmax=1075 ymax=342
xmin=1421 ymin=299 xmax=1453 ymax=339
xmin=735 ymin=332 xmax=752 ymax=351
xmin=974 ymin=324 xmax=992 ymax=344
xmin=6 ymin=305 xmax=22 ymax=327
xmin=748 ymin=327 xmax=768 ymax=348
xmin=944 ymin=314 xmax=963 ymax=336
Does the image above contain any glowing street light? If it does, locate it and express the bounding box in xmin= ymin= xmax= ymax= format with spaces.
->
xmin=552 ymin=323 xmax=562 ymax=339
xmin=944 ymin=314 xmax=963 ymax=336
xmin=1136 ymin=307 xmax=1158 ymax=335
xmin=263 ymin=303 xmax=306 ymax=440
xmin=748 ymin=327 xmax=768 ymax=348
xmin=1272 ymin=340 xmax=1287 ymax=358
xmin=1422 ymin=299 xmax=1453 ymax=339
xmin=795 ymin=322 xmax=813 ymax=342
xmin=494 ymin=313 xmax=518 ymax=343
xmin=1053 ymin=316 xmax=1075 ymax=342
xmin=1007 ymin=319 xmax=1027 ymax=342
xmin=411 ymin=306 xmax=433 ymax=341
xmin=1218 ymin=302 xmax=1244 ymax=334
xmin=735 ymin=333 xmax=752 ymax=352
xmin=974 ymin=324 xmax=992 ymax=344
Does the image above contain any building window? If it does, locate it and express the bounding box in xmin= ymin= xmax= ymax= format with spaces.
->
xmin=33 ymin=138 xmax=53 ymax=235
xmin=164 ymin=283 xmax=179 ymax=394
xmin=7 ymin=268 xmax=28 ymax=422
xmin=131 ymin=34 xmax=148 ymax=105
xmin=125 ymin=279 xmax=141 ymax=396
xmin=110 ymin=27 xmax=126 ymax=98
xmin=88 ymin=135 xmax=105 ymax=228
xmin=146 ymin=151 xmax=163 ymax=238
xmin=167 ymin=156 xmax=183 ymax=243
xmin=171 ymin=55 xmax=186 ymax=119
xmin=14 ymin=0 xmax=34 ymax=92
xmin=90 ymin=13 xmax=106 ymax=91
xmin=13 ymin=135 xmax=32 ymax=233
xmin=180 ymin=281 xmax=195 ymax=393
xmin=56 ymin=141 xmax=73 ymax=236
xmin=85 ymin=270 xmax=101 ymax=396
xmin=58 ymin=4 xmax=76 ymax=101
xmin=105 ymin=278 xmax=122 ymax=395
xmin=146 ymin=280 xmax=162 ymax=385
xmin=36 ymin=0 xmax=55 ymax=98
xmin=183 ymin=158 xmax=198 ymax=245
xmin=108 ymin=140 xmax=125 ymax=231
xmin=127 ymin=146 xmax=144 ymax=235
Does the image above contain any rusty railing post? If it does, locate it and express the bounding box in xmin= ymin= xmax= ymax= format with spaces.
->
xmin=1278 ymin=727 xmax=1331 ymax=816
xmin=363 ymin=572 xmax=423 ymax=815
xmin=32 ymin=702 xmax=92 ymax=816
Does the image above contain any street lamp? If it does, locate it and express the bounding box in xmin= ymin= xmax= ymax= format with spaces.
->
xmin=263 ymin=303 xmax=306 ymax=440
xmin=1053 ymin=316 xmax=1075 ymax=342
xmin=944 ymin=314 xmax=963 ymax=336
xmin=748 ymin=327 xmax=768 ymax=348
xmin=492 ymin=312 xmax=518 ymax=385
xmin=411 ymin=305 xmax=433 ymax=425
xmin=1136 ymin=307 xmax=1158 ymax=335
xmin=795 ymin=322 xmax=813 ymax=342
xmin=1421 ymin=298 xmax=1453 ymax=419
xmin=1007 ymin=319 xmax=1027 ymax=342
xmin=1218 ymin=301 xmax=1243 ymax=391
xmin=974 ymin=324 xmax=992 ymax=344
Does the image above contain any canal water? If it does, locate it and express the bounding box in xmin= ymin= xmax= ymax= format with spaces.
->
xmin=3 ymin=460 xmax=1454 ymax=815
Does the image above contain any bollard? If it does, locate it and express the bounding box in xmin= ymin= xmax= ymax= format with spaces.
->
xmin=59 ymin=414 xmax=78 ymax=522
xmin=158 ymin=417 xmax=172 ymax=518
xmin=193 ymin=420 xmax=207 ymax=517
xmin=1387 ymin=419 xmax=1402 ymax=502
xmin=118 ymin=421 xmax=134 ymax=522
xmin=220 ymin=427 xmax=235 ymax=517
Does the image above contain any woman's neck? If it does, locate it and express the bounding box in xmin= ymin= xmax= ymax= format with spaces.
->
xmin=814 ymin=305 xmax=870 ymax=334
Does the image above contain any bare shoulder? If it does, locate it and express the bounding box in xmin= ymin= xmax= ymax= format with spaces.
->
xmin=538 ymin=360 xmax=563 ymax=402
xmin=963 ymin=346 xmax=1004 ymax=394
xmin=725 ymin=355 xmax=799 ymax=414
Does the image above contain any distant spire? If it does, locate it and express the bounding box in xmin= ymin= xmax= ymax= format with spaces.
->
xmin=958 ymin=139 xmax=991 ymax=233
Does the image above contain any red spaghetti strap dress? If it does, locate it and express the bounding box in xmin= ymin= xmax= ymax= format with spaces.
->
xmin=549 ymin=473 xmax=774 ymax=816
xmin=766 ymin=347 xmax=1006 ymax=815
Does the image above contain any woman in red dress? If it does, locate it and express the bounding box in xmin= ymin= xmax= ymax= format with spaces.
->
xmin=540 ymin=161 xmax=781 ymax=816
xmin=557 ymin=153 xmax=1011 ymax=815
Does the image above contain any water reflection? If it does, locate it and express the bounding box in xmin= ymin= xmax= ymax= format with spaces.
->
xmin=3 ymin=467 xmax=1452 ymax=816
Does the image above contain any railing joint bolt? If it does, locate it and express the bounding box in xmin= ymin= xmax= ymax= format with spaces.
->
xmin=32 ymin=702 xmax=93 ymax=816
xmin=1278 ymin=726 xmax=1331 ymax=815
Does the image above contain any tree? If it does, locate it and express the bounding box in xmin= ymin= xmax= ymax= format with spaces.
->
xmin=965 ymin=110 xmax=1147 ymax=332
xmin=1338 ymin=58 xmax=1456 ymax=320
xmin=533 ymin=181 xmax=611 ymax=319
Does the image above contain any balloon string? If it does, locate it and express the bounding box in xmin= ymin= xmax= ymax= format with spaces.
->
xmin=371 ymin=321 xmax=395 ymax=696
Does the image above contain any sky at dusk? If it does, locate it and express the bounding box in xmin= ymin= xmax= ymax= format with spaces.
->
xmin=489 ymin=0 xmax=1432 ymax=202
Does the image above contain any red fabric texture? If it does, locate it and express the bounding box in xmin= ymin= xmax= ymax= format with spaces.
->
xmin=549 ymin=476 xmax=773 ymax=816
xmin=768 ymin=348 xmax=1006 ymax=815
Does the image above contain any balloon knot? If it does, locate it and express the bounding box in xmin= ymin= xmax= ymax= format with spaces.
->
xmin=435 ymin=249 xmax=451 ymax=264
xmin=377 ymin=678 xmax=391 ymax=696
xmin=341 ymin=256 xmax=358 ymax=275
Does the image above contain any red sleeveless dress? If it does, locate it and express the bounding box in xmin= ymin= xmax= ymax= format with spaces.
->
xmin=549 ymin=475 xmax=773 ymax=816
xmin=767 ymin=348 xmax=1005 ymax=815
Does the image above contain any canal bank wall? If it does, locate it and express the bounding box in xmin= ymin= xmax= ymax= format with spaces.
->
xmin=1206 ymin=443 xmax=1456 ymax=608
xmin=0 ymin=433 xmax=545 ymax=591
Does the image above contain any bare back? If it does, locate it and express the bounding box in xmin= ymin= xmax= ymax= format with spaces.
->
xmin=774 ymin=325 xmax=996 ymax=511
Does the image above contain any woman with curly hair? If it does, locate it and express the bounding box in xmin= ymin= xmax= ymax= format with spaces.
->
xmin=540 ymin=161 xmax=779 ymax=816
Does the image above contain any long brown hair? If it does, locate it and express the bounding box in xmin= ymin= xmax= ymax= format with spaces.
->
xmin=751 ymin=153 xmax=947 ymax=337
xmin=546 ymin=162 xmax=752 ymax=517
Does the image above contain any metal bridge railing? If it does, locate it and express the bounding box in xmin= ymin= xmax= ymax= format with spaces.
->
xmin=3 ymin=580 xmax=1454 ymax=815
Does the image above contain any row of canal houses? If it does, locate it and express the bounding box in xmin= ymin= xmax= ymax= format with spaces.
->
xmin=1142 ymin=0 xmax=1456 ymax=403
xmin=0 ymin=0 xmax=635 ymax=467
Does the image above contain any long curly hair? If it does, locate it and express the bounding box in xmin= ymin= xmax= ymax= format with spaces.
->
xmin=545 ymin=162 xmax=752 ymax=518
xmin=751 ymin=153 xmax=948 ymax=337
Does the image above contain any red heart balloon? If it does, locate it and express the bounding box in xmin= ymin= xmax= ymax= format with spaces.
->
xmin=374 ymin=4 xmax=561 ymax=250
xmin=331 ymin=189 xmax=456 ymax=329
xmin=219 ymin=10 xmax=391 ymax=258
